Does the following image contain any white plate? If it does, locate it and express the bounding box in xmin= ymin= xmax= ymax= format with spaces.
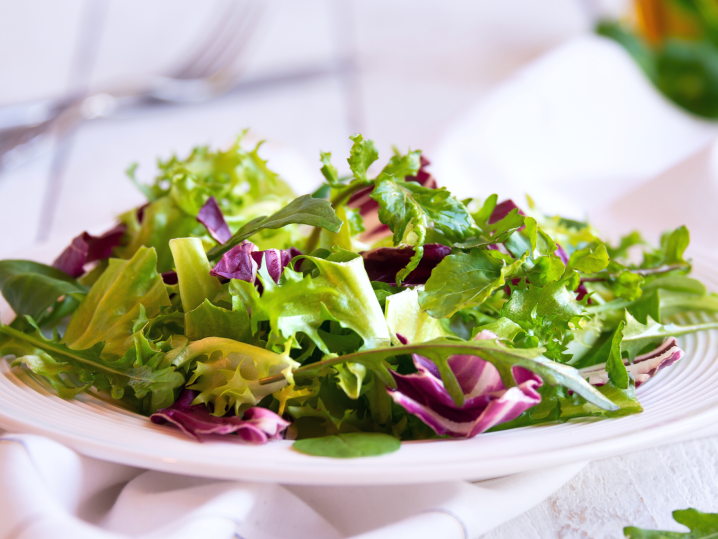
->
xmin=1 ymin=245 xmax=718 ymax=485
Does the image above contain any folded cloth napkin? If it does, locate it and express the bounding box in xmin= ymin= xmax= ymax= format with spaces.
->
xmin=432 ymin=34 xmax=718 ymax=220
xmin=0 ymin=433 xmax=586 ymax=539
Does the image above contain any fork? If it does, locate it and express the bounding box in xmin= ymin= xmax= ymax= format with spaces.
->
xmin=0 ymin=1 xmax=264 ymax=172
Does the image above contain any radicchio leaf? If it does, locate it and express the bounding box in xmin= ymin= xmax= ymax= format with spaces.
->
xmin=210 ymin=240 xmax=258 ymax=282
xmin=580 ymin=337 xmax=684 ymax=387
xmin=489 ymin=199 xmax=524 ymax=224
xmin=150 ymin=389 xmax=289 ymax=443
xmin=53 ymin=224 xmax=127 ymax=278
xmin=362 ymin=244 xmax=451 ymax=286
xmin=388 ymin=331 xmax=543 ymax=438
xmin=251 ymin=247 xmax=302 ymax=284
xmin=197 ymin=196 xmax=232 ymax=244
xmin=161 ymin=271 xmax=179 ymax=285
xmin=210 ymin=241 xmax=300 ymax=286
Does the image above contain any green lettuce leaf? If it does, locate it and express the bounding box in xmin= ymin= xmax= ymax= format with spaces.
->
xmin=385 ymin=288 xmax=451 ymax=345
xmin=621 ymin=313 xmax=718 ymax=361
xmin=347 ymin=134 xmax=379 ymax=182
xmin=184 ymin=299 xmax=251 ymax=343
xmin=624 ymin=508 xmax=718 ymax=538
xmin=501 ymin=279 xmax=586 ymax=362
xmin=63 ymin=247 xmax=171 ymax=359
xmin=605 ymin=321 xmax=629 ymax=389
xmin=169 ymin=238 xmax=222 ymax=312
xmin=420 ymin=249 xmax=525 ymax=319
xmin=231 ymin=253 xmax=391 ymax=354
xmin=0 ymin=260 xmax=86 ymax=321
xmin=171 ymin=337 xmax=296 ymax=416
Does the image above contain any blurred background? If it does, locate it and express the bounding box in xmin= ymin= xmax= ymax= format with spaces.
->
xmin=2 ymin=0 xmax=718 ymax=258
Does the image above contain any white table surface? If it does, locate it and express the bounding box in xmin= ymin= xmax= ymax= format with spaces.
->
xmin=2 ymin=1 xmax=717 ymax=537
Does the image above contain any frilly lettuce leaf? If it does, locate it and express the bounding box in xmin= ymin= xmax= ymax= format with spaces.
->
xmin=231 ymin=252 xmax=391 ymax=354
xmin=501 ymin=279 xmax=587 ymax=362
xmin=171 ymin=337 xmax=296 ymax=416
xmin=347 ymin=134 xmax=379 ymax=182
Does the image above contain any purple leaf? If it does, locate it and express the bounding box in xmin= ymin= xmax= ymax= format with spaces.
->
xmin=387 ymin=331 xmax=543 ymax=438
xmin=53 ymin=224 xmax=127 ymax=278
xmin=210 ymin=241 xmax=300 ymax=287
xmin=210 ymin=240 xmax=258 ymax=282
xmin=362 ymin=243 xmax=451 ymax=286
xmin=161 ymin=271 xmax=178 ymax=285
xmin=489 ymin=199 xmax=524 ymax=225
xmin=580 ymin=337 xmax=684 ymax=388
xmin=151 ymin=389 xmax=290 ymax=443
xmin=197 ymin=196 xmax=232 ymax=244
xmin=251 ymin=249 xmax=291 ymax=284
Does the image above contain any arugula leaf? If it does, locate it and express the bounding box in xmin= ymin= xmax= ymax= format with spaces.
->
xmin=209 ymin=195 xmax=342 ymax=258
xmin=457 ymin=209 xmax=526 ymax=250
xmin=292 ymin=432 xmax=400 ymax=458
xmin=347 ymin=134 xmax=379 ymax=182
xmin=621 ymin=313 xmax=718 ymax=361
xmin=624 ymin=508 xmax=718 ymax=538
xmin=63 ymin=247 xmax=171 ymax=359
xmin=370 ymin=177 xmax=474 ymax=283
xmin=231 ymin=253 xmax=391 ymax=354
xmin=0 ymin=319 xmax=184 ymax=410
xmin=561 ymin=380 xmax=642 ymax=420
xmin=491 ymin=379 xmax=643 ymax=431
xmin=372 ymin=178 xmax=474 ymax=246
xmin=420 ymin=249 xmax=524 ymax=319
xmin=273 ymin=337 xmax=617 ymax=411
xmin=169 ymin=238 xmax=222 ymax=313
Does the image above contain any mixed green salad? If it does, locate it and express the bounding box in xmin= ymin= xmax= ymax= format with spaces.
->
xmin=1 ymin=133 xmax=717 ymax=458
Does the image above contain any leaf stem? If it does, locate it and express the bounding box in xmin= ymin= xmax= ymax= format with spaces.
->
xmin=581 ymin=264 xmax=687 ymax=282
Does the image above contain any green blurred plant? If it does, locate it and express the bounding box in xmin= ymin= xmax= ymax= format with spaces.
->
xmin=598 ymin=0 xmax=718 ymax=119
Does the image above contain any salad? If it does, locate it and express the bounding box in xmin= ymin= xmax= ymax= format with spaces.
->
xmin=1 ymin=133 xmax=717 ymax=459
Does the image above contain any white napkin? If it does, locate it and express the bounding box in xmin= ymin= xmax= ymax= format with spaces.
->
xmin=432 ymin=34 xmax=718 ymax=220
xmin=0 ymin=433 xmax=585 ymax=539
